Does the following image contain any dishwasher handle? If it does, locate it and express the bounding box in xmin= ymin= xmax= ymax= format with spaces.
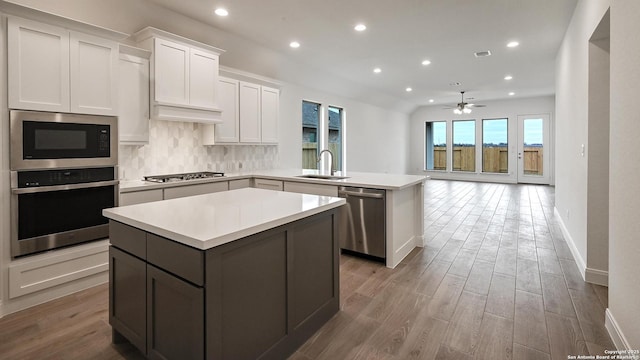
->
xmin=338 ymin=189 xmax=384 ymax=199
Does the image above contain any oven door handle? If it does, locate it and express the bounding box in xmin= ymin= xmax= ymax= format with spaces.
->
xmin=11 ymin=180 xmax=119 ymax=194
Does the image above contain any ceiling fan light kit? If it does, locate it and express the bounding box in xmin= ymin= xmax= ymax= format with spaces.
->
xmin=450 ymin=91 xmax=485 ymax=115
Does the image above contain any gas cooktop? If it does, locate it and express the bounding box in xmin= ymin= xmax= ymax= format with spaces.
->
xmin=144 ymin=171 xmax=225 ymax=183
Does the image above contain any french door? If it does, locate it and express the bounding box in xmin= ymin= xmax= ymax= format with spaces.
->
xmin=517 ymin=114 xmax=550 ymax=184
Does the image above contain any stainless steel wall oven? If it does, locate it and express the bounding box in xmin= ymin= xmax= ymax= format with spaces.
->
xmin=9 ymin=110 xmax=118 ymax=258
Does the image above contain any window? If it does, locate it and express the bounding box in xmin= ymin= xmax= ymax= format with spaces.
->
xmin=425 ymin=121 xmax=447 ymax=170
xmin=302 ymin=101 xmax=320 ymax=169
xmin=453 ymin=120 xmax=476 ymax=172
xmin=302 ymin=101 xmax=344 ymax=171
xmin=482 ymin=118 xmax=508 ymax=173
xmin=328 ymin=106 xmax=343 ymax=171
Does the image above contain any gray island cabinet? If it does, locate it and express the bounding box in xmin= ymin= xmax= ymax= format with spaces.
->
xmin=103 ymin=188 xmax=345 ymax=360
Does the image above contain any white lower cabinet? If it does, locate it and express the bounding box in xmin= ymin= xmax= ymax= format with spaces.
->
xmin=163 ymin=182 xmax=229 ymax=200
xmin=120 ymin=181 xmax=230 ymax=205
xmin=283 ymin=181 xmax=338 ymax=197
xmin=120 ymin=189 xmax=164 ymax=206
xmin=229 ymin=178 xmax=252 ymax=190
xmin=253 ymin=178 xmax=283 ymax=191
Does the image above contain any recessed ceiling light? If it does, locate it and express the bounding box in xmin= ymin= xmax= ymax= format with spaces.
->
xmin=504 ymin=75 xmax=513 ymax=80
xmin=289 ymin=41 xmax=300 ymax=48
xmin=507 ymin=41 xmax=519 ymax=48
xmin=406 ymin=87 xmax=413 ymax=92
xmin=373 ymin=67 xmax=381 ymax=74
xmin=354 ymin=24 xmax=366 ymax=32
xmin=509 ymin=92 xmax=515 ymax=96
xmin=429 ymin=99 xmax=435 ymax=103
xmin=214 ymin=8 xmax=228 ymax=17
xmin=421 ymin=60 xmax=431 ymax=66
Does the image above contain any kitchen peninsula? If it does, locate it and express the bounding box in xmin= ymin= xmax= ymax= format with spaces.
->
xmin=103 ymin=188 xmax=344 ymax=359
xmin=119 ymin=169 xmax=426 ymax=268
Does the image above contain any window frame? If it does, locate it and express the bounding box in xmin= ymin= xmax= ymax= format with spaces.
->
xmin=301 ymin=100 xmax=345 ymax=172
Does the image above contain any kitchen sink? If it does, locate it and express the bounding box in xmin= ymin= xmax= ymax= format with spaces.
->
xmin=296 ymin=174 xmax=350 ymax=180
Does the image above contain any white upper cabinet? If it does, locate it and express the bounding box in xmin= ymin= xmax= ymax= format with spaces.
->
xmin=118 ymin=45 xmax=151 ymax=145
xmin=70 ymin=31 xmax=118 ymax=115
xmin=189 ymin=48 xmax=219 ymax=109
xmin=134 ymin=27 xmax=225 ymax=124
xmin=201 ymin=77 xmax=239 ymax=144
xmin=154 ymin=38 xmax=189 ymax=105
xmin=201 ymin=76 xmax=280 ymax=145
xmin=8 ymin=17 xmax=70 ymax=112
xmin=8 ymin=16 xmax=118 ymax=115
xmin=260 ymin=86 xmax=279 ymax=144
xmin=239 ymin=81 xmax=261 ymax=143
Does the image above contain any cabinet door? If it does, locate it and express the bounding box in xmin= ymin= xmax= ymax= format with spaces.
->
xmin=239 ymin=81 xmax=261 ymax=143
xmin=147 ymin=265 xmax=204 ymax=360
xmin=214 ymin=77 xmax=240 ymax=143
xmin=154 ymin=38 xmax=189 ymax=105
xmin=253 ymin=178 xmax=283 ymax=191
xmin=70 ymin=31 xmax=118 ymax=115
xmin=119 ymin=189 xmax=163 ymax=206
xmin=283 ymin=181 xmax=338 ymax=197
xmin=261 ymin=86 xmax=279 ymax=144
xmin=119 ymin=53 xmax=150 ymax=144
xmin=229 ymin=178 xmax=251 ymax=190
xmin=189 ymin=48 xmax=219 ymax=109
xmin=163 ymin=181 xmax=229 ymax=200
xmin=7 ymin=17 xmax=70 ymax=112
xmin=109 ymin=247 xmax=147 ymax=355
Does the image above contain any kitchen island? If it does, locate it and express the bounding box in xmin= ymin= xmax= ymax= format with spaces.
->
xmin=103 ymin=188 xmax=345 ymax=360
xmin=119 ymin=169 xmax=426 ymax=268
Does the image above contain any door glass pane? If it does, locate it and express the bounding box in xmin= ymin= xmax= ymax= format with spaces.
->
xmin=302 ymin=101 xmax=320 ymax=169
xmin=453 ymin=120 xmax=475 ymax=172
xmin=425 ymin=121 xmax=447 ymax=170
xmin=328 ymin=106 xmax=343 ymax=171
xmin=482 ymin=119 xmax=508 ymax=173
xmin=523 ymin=118 xmax=543 ymax=175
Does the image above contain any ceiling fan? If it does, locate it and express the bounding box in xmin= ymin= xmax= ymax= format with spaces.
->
xmin=444 ymin=91 xmax=486 ymax=114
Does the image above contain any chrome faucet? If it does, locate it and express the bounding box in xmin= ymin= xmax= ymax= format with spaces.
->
xmin=317 ymin=149 xmax=335 ymax=175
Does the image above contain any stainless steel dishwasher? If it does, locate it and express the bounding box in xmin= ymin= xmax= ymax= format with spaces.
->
xmin=338 ymin=186 xmax=386 ymax=260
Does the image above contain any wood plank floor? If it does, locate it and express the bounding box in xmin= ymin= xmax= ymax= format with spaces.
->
xmin=0 ymin=180 xmax=613 ymax=360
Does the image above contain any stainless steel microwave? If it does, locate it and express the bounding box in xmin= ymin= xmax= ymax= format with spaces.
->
xmin=10 ymin=110 xmax=118 ymax=170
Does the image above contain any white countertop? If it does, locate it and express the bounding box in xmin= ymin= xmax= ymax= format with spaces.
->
xmin=119 ymin=168 xmax=426 ymax=192
xmin=103 ymin=187 xmax=345 ymax=250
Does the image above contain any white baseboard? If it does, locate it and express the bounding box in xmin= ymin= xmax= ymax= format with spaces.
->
xmin=605 ymin=308 xmax=633 ymax=351
xmin=553 ymin=207 xmax=609 ymax=286
xmin=585 ymin=267 xmax=609 ymax=286
xmin=554 ymin=207 xmax=586 ymax=280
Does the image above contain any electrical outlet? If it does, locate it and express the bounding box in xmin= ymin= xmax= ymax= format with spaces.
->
xmin=566 ymin=209 xmax=570 ymax=220
xmin=581 ymin=144 xmax=585 ymax=157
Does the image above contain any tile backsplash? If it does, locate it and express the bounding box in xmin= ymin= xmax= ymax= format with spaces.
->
xmin=118 ymin=120 xmax=279 ymax=180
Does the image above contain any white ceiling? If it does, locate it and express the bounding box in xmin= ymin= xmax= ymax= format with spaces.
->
xmin=146 ymin=0 xmax=577 ymax=112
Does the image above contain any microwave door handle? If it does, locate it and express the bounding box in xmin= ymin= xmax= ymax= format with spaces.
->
xmin=11 ymin=180 xmax=119 ymax=194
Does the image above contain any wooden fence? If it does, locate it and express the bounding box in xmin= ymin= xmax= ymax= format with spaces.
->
xmin=432 ymin=146 xmax=543 ymax=174
xmin=302 ymin=142 xmax=341 ymax=170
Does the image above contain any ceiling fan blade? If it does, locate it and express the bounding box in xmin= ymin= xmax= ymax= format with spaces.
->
xmin=469 ymin=104 xmax=486 ymax=107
